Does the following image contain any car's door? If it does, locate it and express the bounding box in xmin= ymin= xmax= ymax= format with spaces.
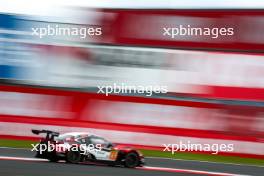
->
xmin=86 ymin=135 xmax=116 ymax=161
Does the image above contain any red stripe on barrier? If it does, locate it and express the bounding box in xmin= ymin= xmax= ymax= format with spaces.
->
xmin=201 ymin=86 xmax=264 ymax=101
xmin=100 ymin=9 xmax=264 ymax=52
xmin=0 ymin=116 xmax=261 ymax=142
xmin=0 ymin=84 xmax=221 ymax=108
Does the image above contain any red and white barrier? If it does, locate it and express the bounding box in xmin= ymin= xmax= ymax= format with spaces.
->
xmin=0 ymin=85 xmax=263 ymax=158
xmin=99 ymin=9 xmax=264 ymax=52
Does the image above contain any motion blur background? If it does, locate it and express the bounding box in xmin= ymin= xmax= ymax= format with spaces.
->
xmin=0 ymin=0 xmax=263 ymax=159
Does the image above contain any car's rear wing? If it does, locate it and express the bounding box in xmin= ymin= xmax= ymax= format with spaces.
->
xmin=32 ymin=129 xmax=60 ymax=140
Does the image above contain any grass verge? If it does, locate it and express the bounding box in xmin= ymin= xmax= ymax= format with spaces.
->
xmin=0 ymin=139 xmax=263 ymax=166
xmin=141 ymin=149 xmax=264 ymax=167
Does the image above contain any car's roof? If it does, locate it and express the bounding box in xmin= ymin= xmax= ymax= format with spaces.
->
xmin=59 ymin=132 xmax=100 ymax=138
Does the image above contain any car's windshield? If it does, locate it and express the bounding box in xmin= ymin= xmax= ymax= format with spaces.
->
xmin=55 ymin=133 xmax=87 ymax=141
xmin=55 ymin=133 xmax=114 ymax=148
xmin=89 ymin=135 xmax=113 ymax=148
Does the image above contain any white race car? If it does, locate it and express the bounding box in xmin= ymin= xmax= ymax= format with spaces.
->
xmin=32 ymin=129 xmax=145 ymax=168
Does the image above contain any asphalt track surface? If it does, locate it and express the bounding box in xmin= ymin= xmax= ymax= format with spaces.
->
xmin=0 ymin=148 xmax=263 ymax=176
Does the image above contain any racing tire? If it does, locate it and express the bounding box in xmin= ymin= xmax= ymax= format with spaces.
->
xmin=48 ymin=156 xmax=59 ymax=162
xmin=35 ymin=151 xmax=43 ymax=158
xmin=47 ymin=151 xmax=59 ymax=162
xmin=66 ymin=151 xmax=81 ymax=164
xmin=124 ymin=152 xmax=139 ymax=168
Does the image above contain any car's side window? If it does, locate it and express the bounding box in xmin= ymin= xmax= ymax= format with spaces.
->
xmin=87 ymin=136 xmax=109 ymax=148
xmin=85 ymin=137 xmax=92 ymax=145
xmin=77 ymin=137 xmax=87 ymax=144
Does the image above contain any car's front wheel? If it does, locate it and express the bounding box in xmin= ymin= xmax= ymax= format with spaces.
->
xmin=124 ymin=152 xmax=139 ymax=168
xmin=66 ymin=151 xmax=81 ymax=164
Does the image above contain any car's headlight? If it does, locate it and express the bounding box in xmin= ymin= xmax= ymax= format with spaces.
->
xmin=137 ymin=150 xmax=144 ymax=156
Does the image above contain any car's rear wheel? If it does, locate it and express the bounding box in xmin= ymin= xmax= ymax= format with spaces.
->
xmin=47 ymin=151 xmax=59 ymax=162
xmin=48 ymin=156 xmax=59 ymax=162
xmin=124 ymin=152 xmax=139 ymax=168
xmin=66 ymin=151 xmax=81 ymax=164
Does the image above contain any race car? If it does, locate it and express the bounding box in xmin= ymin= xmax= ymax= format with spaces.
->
xmin=31 ymin=129 xmax=144 ymax=168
